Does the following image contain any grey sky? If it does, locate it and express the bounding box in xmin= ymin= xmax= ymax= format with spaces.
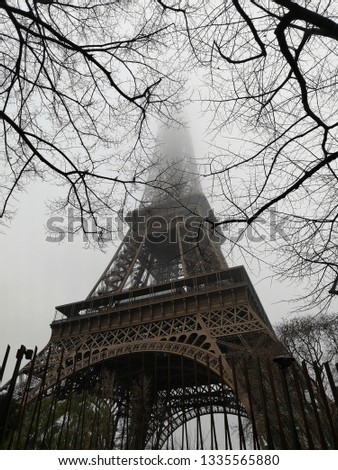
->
xmin=0 ymin=141 xmax=312 ymax=383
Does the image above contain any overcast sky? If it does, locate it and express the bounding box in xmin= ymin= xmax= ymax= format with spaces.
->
xmin=0 ymin=120 xmax=315 ymax=384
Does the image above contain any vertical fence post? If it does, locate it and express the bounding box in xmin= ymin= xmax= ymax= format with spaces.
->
xmin=0 ymin=346 xmax=10 ymax=384
xmin=256 ymin=357 xmax=274 ymax=449
xmin=324 ymin=362 xmax=338 ymax=409
xmin=218 ymin=357 xmax=233 ymax=450
xmin=301 ymin=361 xmax=327 ymax=449
xmin=231 ymin=359 xmax=246 ymax=450
xmin=313 ymin=362 xmax=338 ymax=449
xmin=273 ymin=356 xmax=300 ymax=450
xmin=1 ymin=345 xmax=34 ymax=446
xmin=242 ymin=357 xmax=260 ymax=450
xmin=12 ymin=347 xmax=38 ymax=449
xmin=265 ymin=359 xmax=287 ymax=449
xmin=289 ymin=363 xmax=314 ymax=449
xmin=193 ymin=356 xmax=204 ymax=450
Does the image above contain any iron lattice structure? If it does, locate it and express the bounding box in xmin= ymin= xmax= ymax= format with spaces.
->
xmin=2 ymin=130 xmax=338 ymax=450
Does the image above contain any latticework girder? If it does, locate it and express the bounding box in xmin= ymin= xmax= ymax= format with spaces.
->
xmin=5 ymin=129 xmax=333 ymax=450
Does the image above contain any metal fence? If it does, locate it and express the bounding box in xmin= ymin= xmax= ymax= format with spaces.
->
xmin=1 ymin=345 xmax=337 ymax=450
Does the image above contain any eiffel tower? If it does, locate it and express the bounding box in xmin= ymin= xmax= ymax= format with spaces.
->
xmin=3 ymin=129 xmax=309 ymax=450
